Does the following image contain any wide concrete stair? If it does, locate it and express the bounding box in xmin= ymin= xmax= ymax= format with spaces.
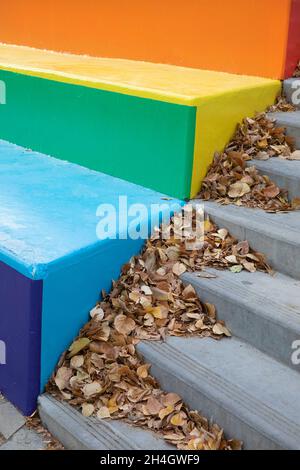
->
xmin=135 ymin=114 xmax=300 ymax=449
xmin=38 ymin=395 xmax=172 ymax=451
xmin=140 ymin=96 xmax=300 ymax=450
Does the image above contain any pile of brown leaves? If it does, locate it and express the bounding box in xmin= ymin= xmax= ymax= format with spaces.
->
xmin=226 ymin=113 xmax=294 ymax=159
xmin=293 ymin=61 xmax=300 ymax=78
xmin=199 ymin=151 xmax=299 ymax=212
xmin=267 ymin=95 xmax=296 ymax=113
xmin=199 ymin=113 xmax=300 ymax=212
xmin=49 ymin=211 xmax=269 ymax=450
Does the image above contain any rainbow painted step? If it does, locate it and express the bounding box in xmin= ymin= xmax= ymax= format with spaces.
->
xmin=0 ymin=140 xmax=180 ymax=415
xmin=1 ymin=0 xmax=300 ymax=79
xmin=0 ymin=44 xmax=280 ymax=199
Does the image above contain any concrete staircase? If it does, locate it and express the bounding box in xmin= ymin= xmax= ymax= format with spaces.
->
xmin=39 ymin=79 xmax=300 ymax=450
xmin=134 ymin=83 xmax=300 ymax=450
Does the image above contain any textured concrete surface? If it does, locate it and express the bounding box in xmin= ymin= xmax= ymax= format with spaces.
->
xmin=247 ymin=157 xmax=300 ymax=201
xmin=267 ymin=111 xmax=300 ymax=149
xmin=182 ymin=269 xmax=300 ymax=370
xmin=0 ymin=393 xmax=46 ymax=450
xmin=38 ymin=395 xmax=172 ymax=451
xmin=138 ymin=337 xmax=300 ymax=450
xmin=196 ymin=200 xmax=300 ymax=280
xmin=0 ymin=428 xmax=45 ymax=450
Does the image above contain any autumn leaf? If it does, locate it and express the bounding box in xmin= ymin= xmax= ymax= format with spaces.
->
xmin=170 ymin=412 xmax=187 ymax=427
xmin=172 ymin=262 xmax=187 ymax=276
xmin=81 ymin=403 xmax=95 ymax=417
xmin=68 ymin=338 xmax=90 ymax=358
xmin=97 ymin=407 xmax=111 ymax=419
xmin=228 ymin=182 xmax=251 ymax=198
xmin=82 ymin=381 xmax=102 ymax=398
xmin=70 ymin=355 xmax=84 ymax=369
xmin=114 ymin=314 xmax=136 ymax=335
xmin=213 ymin=323 xmax=231 ymax=337
xmin=137 ymin=364 xmax=151 ymax=379
xmin=54 ymin=367 xmax=73 ymax=391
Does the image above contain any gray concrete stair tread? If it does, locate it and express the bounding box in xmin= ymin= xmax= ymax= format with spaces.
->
xmin=267 ymin=111 xmax=300 ymax=127
xmin=38 ymin=394 xmax=172 ymax=451
xmin=250 ymin=156 xmax=300 ymax=178
xmin=138 ymin=337 xmax=300 ymax=450
xmin=182 ymin=269 xmax=300 ymax=369
xmin=196 ymin=200 xmax=300 ymax=279
xmin=247 ymin=157 xmax=300 ymax=201
xmin=200 ymin=200 xmax=300 ymax=242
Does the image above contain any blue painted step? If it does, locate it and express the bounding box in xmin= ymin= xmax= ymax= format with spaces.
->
xmin=0 ymin=140 xmax=181 ymax=415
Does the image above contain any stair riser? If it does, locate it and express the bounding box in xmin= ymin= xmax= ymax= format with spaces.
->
xmin=285 ymin=125 xmax=300 ymax=149
xmin=247 ymin=161 xmax=300 ymax=201
xmin=203 ymin=210 xmax=300 ymax=280
xmin=284 ymin=79 xmax=300 ymax=109
xmin=138 ymin=342 xmax=285 ymax=450
xmin=182 ymin=274 xmax=300 ymax=371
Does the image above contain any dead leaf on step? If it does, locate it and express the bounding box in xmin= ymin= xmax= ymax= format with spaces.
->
xmin=172 ymin=262 xmax=187 ymax=276
xmin=292 ymin=198 xmax=300 ymax=210
xmin=213 ymin=323 xmax=231 ymax=337
xmin=82 ymin=403 xmax=95 ymax=417
xmin=82 ymin=381 xmax=102 ymax=398
xmin=97 ymin=406 xmax=111 ymax=419
xmin=70 ymin=355 xmax=84 ymax=369
xmin=159 ymin=406 xmax=174 ymax=420
xmin=228 ymin=182 xmax=251 ymax=198
xmin=68 ymin=338 xmax=90 ymax=358
xmin=114 ymin=314 xmax=136 ymax=335
xmin=170 ymin=412 xmax=187 ymax=427
xmin=137 ymin=364 xmax=151 ymax=379
xmin=230 ymin=265 xmax=243 ymax=273
xmin=54 ymin=367 xmax=73 ymax=391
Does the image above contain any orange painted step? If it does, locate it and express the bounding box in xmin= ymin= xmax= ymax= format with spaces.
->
xmin=0 ymin=0 xmax=299 ymax=79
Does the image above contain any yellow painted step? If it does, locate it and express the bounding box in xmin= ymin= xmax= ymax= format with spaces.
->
xmin=0 ymin=44 xmax=281 ymax=197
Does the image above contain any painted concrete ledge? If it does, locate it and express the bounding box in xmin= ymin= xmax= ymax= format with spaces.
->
xmin=0 ymin=44 xmax=280 ymax=198
xmin=0 ymin=139 xmax=179 ymax=414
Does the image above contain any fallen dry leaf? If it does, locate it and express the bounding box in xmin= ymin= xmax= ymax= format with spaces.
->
xmin=97 ymin=406 xmax=111 ymax=419
xmin=82 ymin=381 xmax=102 ymax=398
xmin=82 ymin=403 xmax=95 ymax=417
xmin=114 ymin=314 xmax=136 ymax=335
xmin=68 ymin=338 xmax=90 ymax=358
xmin=213 ymin=323 xmax=231 ymax=337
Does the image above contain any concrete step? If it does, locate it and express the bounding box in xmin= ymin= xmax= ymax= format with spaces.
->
xmin=247 ymin=157 xmax=300 ymax=201
xmin=182 ymin=269 xmax=300 ymax=370
xmin=38 ymin=394 xmax=172 ymax=450
xmin=138 ymin=337 xmax=300 ymax=450
xmin=283 ymin=78 xmax=300 ymax=109
xmin=267 ymin=111 xmax=300 ymax=149
xmin=196 ymin=200 xmax=300 ymax=280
